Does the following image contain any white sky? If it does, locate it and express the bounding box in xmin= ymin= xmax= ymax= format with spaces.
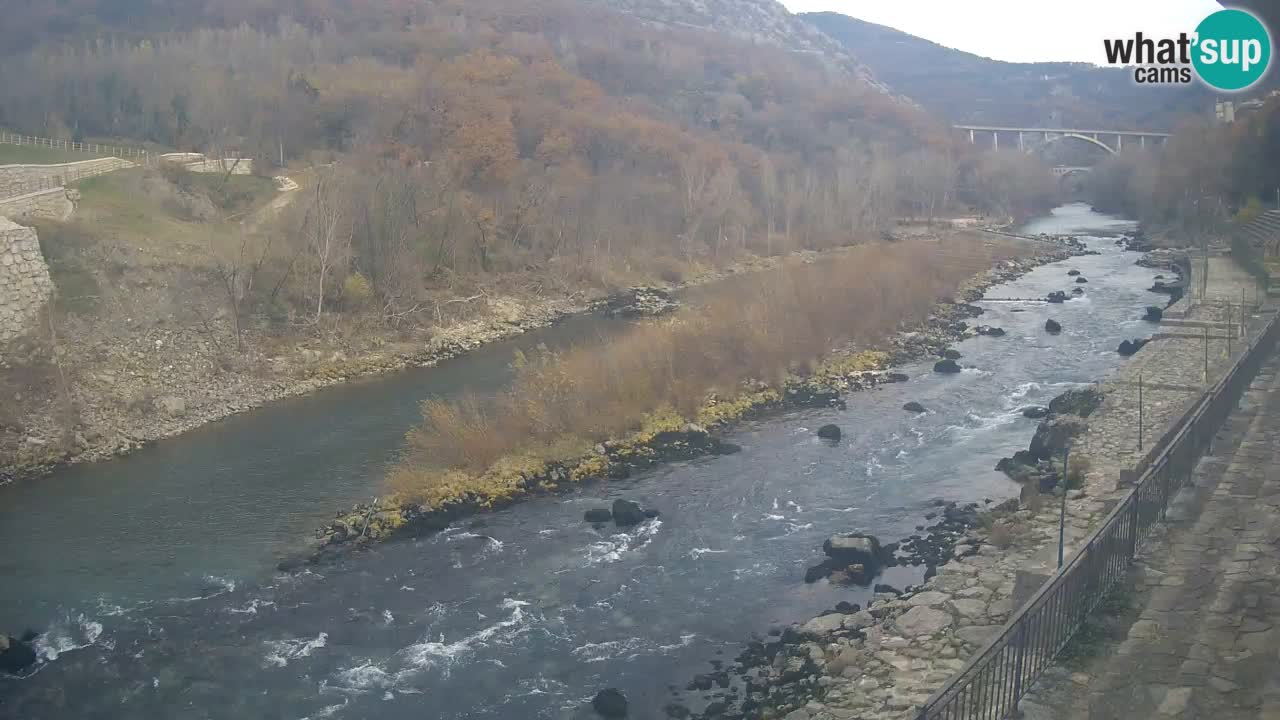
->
xmin=780 ymin=0 xmax=1225 ymax=64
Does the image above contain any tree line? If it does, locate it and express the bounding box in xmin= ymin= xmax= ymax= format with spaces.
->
xmin=1088 ymin=97 xmax=1280 ymax=237
xmin=0 ymin=0 xmax=1061 ymax=329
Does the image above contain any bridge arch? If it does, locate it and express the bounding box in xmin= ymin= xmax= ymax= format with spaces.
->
xmin=1040 ymin=133 xmax=1117 ymax=156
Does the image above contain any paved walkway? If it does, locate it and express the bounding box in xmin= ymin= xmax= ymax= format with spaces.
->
xmin=1024 ymin=352 xmax=1280 ymax=719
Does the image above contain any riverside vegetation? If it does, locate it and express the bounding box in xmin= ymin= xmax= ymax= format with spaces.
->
xmin=313 ymin=233 xmax=1085 ymax=556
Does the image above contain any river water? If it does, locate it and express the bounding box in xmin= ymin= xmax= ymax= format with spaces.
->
xmin=2 ymin=205 xmax=1156 ymax=718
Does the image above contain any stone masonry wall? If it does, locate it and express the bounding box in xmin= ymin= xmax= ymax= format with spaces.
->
xmin=0 ymin=188 xmax=74 ymax=222
xmin=0 ymin=217 xmax=54 ymax=343
xmin=159 ymin=153 xmax=253 ymax=175
xmin=0 ymin=157 xmax=134 ymax=199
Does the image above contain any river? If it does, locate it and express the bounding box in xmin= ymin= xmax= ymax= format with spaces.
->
xmin=1 ymin=205 xmax=1155 ymax=718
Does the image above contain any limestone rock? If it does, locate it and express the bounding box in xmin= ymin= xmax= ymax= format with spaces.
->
xmin=155 ymin=395 xmax=187 ymax=417
xmin=801 ymin=614 xmax=847 ymax=636
xmin=955 ymin=625 xmax=1002 ymax=647
xmin=894 ymin=606 xmax=953 ymax=637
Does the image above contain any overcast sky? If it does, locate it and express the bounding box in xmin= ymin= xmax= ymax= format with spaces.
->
xmin=779 ymin=0 xmax=1225 ymax=64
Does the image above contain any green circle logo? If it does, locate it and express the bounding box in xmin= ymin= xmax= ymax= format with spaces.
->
xmin=1193 ymin=9 xmax=1272 ymax=92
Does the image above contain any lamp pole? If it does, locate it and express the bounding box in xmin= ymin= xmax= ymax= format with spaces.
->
xmin=1059 ymin=444 xmax=1070 ymax=569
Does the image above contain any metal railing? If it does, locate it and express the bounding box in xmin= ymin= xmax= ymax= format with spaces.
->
xmin=0 ymin=131 xmax=153 ymax=162
xmin=916 ymin=306 xmax=1280 ymax=720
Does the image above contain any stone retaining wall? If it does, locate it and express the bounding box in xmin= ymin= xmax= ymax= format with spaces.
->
xmin=0 ymin=188 xmax=74 ymax=221
xmin=0 ymin=218 xmax=53 ymax=343
xmin=0 ymin=157 xmax=134 ymax=200
xmin=158 ymin=153 xmax=253 ymax=175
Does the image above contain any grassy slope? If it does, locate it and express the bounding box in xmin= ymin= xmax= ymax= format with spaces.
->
xmin=67 ymin=170 xmax=276 ymax=260
xmin=0 ymin=144 xmax=106 ymax=165
xmin=35 ymin=169 xmax=279 ymax=320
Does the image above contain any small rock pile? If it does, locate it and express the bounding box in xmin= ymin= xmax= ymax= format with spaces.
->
xmin=601 ymin=287 xmax=680 ymax=318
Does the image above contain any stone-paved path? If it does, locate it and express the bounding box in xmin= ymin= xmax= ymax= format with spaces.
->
xmin=1023 ymin=353 xmax=1280 ymax=719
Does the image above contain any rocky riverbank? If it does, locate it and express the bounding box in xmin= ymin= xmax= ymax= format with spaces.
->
xmin=307 ymin=236 xmax=1087 ymax=563
xmin=656 ymin=246 xmax=1264 ymax=720
xmin=0 ymin=250 xmax=820 ymax=485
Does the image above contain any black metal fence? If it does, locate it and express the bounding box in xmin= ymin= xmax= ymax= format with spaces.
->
xmin=916 ymin=307 xmax=1280 ymax=720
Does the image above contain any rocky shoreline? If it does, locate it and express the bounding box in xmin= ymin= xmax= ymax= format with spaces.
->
xmin=305 ymin=236 xmax=1087 ymax=565
xmin=651 ymin=240 xmax=1208 ymax=720
xmin=0 ymin=251 xmax=819 ymax=486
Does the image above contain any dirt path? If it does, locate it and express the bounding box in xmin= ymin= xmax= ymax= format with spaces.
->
xmin=239 ymin=173 xmax=300 ymax=233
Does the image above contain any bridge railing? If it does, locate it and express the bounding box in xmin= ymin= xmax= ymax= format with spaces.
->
xmin=915 ymin=304 xmax=1280 ymax=720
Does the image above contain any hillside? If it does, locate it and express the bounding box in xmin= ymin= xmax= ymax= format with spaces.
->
xmin=1 ymin=0 xmax=1069 ymax=478
xmin=802 ymin=11 xmax=1215 ymax=130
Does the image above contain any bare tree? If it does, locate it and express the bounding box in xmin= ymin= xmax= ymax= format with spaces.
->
xmin=208 ymin=226 xmax=272 ymax=351
xmin=299 ymin=169 xmax=349 ymax=324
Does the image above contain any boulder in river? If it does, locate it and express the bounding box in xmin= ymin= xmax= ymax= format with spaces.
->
xmin=592 ymin=688 xmax=628 ymax=718
xmin=996 ymin=453 xmax=1040 ymax=483
xmin=1047 ymin=291 xmax=1068 ymax=304
xmin=1143 ymin=306 xmax=1164 ymax=322
xmin=611 ymin=499 xmax=647 ymax=526
xmin=942 ymin=349 xmax=962 ymax=360
xmin=933 ymin=359 xmax=962 ymax=374
xmin=816 ymin=424 xmax=842 ymax=440
xmin=903 ymin=401 xmax=927 ymax=414
xmin=1048 ymin=387 xmax=1104 ymax=417
xmin=0 ymin=635 xmax=37 ymax=674
xmin=1075 ymin=277 xmax=1089 ymax=284
xmin=1117 ymin=338 xmax=1150 ymax=357
xmin=1021 ymin=406 xmax=1050 ymax=419
xmin=976 ymin=326 xmax=1006 ymax=337
xmin=584 ymin=508 xmax=613 ymax=523
xmin=1072 ymin=287 xmax=1086 ymax=296
xmin=1029 ymin=417 xmax=1088 ymax=461
xmin=1068 ymin=269 xmax=1081 ymax=276
xmin=1044 ymin=319 xmax=1062 ymax=334
xmin=823 ymin=533 xmax=892 ymax=570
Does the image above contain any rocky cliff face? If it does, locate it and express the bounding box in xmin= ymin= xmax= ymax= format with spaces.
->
xmin=586 ymin=0 xmax=891 ymax=92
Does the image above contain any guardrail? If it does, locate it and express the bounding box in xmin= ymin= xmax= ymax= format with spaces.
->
xmin=0 ymin=131 xmax=152 ymax=162
xmin=916 ymin=305 xmax=1280 ymax=719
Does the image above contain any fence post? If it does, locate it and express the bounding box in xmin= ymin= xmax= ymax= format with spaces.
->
xmin=1059 ymin=445 xmax=1070 ymax=569
xmin=1127 ymin=497 xmax=1139 ymax=559
xmin=1204 ymin=327 xmax=1210 ymax=383
xmin=1138 ymin=374 xmax=1144 ymax=452
xmin=1012 ymin=621 xmax=1028 ymax=705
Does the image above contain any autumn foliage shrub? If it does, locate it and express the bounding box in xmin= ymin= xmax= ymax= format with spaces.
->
xmin=394 ymin=237 xmax=1023 ymax=487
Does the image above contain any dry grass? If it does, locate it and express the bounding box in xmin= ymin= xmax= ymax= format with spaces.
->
xmin=390 ymin=237 xmax=1026 ymax=500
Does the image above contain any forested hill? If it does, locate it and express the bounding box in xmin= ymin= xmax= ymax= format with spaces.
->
xmin=4 ymin=0 xmax=1060 ymax=315
xmin=802 ymin=11 xmax=1215 ymax=130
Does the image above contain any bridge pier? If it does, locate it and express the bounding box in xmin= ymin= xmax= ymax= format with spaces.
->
xmin=1018 ymin=131 xmax=1024 ymax=152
